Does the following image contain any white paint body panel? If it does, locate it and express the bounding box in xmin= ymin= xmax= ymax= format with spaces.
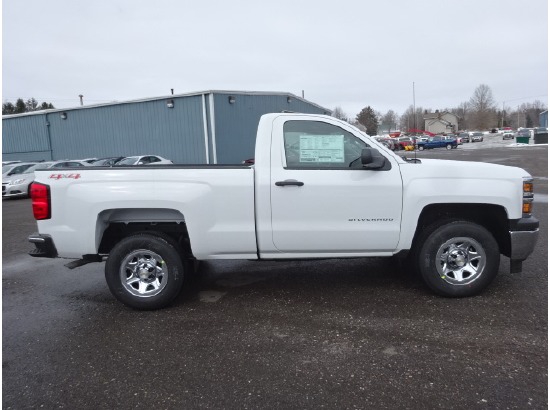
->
xmin=33 ymin=114 xmax=531 ymax=261
xmin=36 ymin=167 xmax=257 ymax=259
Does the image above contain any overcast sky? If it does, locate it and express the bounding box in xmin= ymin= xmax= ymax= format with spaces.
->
xmin=2 ymin=0 xmax=548 ymax=118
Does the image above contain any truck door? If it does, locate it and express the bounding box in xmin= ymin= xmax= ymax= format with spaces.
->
xmin=269 ymin=116 xmax=403 ymax=255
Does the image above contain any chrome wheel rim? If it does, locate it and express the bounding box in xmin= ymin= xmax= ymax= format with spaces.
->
xmin=120 ymin=249 xmax=168 ymax=297
xmin=436 ymin=237 xmax=486 ymax=285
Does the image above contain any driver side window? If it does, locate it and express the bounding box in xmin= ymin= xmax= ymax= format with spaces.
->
xmin=283 ymin=121 xmax=368 ymax=169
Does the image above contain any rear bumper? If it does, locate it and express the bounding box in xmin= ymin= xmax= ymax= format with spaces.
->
xmin=509 ymin=216 xmax=539 ymax=261
xmin=28 ymin=233 xmax=58 ymax=258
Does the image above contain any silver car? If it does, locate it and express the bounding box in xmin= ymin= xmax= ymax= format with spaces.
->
xmin=471 ymin=132 xmax=484 ymax=142
xmin=2 ymin=160 xmax=89 ymax=198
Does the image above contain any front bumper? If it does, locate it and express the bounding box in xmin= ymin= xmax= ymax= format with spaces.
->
xmin=2 ymin=182 xmax=29 ymax=198
xmin=508 ymin=216 xmax=539 ymax=273
xmin=28 ymin=233 xmax=58 ymax=258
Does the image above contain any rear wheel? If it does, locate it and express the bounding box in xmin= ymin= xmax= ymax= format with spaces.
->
xmin=446 ymin=144 xmax=452 ymax=150
xmin=415 ymin=220 xmax=500 ymax=297
xmin=105 ymin=234 xmax=185 ymax=310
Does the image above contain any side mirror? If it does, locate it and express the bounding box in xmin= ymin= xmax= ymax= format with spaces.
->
xmin=361 ymin=147 xmax=386 ymax=169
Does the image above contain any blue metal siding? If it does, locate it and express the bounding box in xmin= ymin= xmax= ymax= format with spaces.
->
xmin=2 ymin=115 xmax=51 ymax=159
xmin=213 ymin=93 xmax=327 ymax=164
xmin=2 ymin=92 xmax=329 ymax=165
xmin=48 ymin=97 xmax=206 ymax=163
xmin=540 ymin=111 xmax=548 ymax=127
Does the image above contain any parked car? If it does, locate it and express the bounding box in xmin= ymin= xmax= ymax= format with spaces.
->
xmin=27 ymin=112 xmax=539 ymax=309
xmin=115 ymin=155 xmax=173 ymax=166
xmin=77 ymin=158 xmax=98 ymax=164
xmin=375 ymin=137 xmax=397 ymax=151
xmin=502 ymin=131 xmax=515 ymax=140
xmin=3 ymin=160 xmax=89 ymax=199
xmin=416 ymin=135 xmax=458 ymax=150
xmin=2 ymin=162 xmax=36 ymax=178
xmin=458 ymin=132 xmax=470 ymax=143
xmin=395 ymin=136 xmax=416 ymax=150
xmin=446 ymin=134 xmax=462 ymax=145
xmin=2 ymin=160 xmax=21 ymax=166
xmin=471 ymin=132 xmax=484 ymax=142
xmin=91 ymin=157 xmax=125 ymax=166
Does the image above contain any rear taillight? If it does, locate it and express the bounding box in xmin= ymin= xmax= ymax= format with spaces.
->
xmin=30 ymin=182 xmax=51 ymax=220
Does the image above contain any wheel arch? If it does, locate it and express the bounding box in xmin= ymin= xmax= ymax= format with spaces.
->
xmin=96 ymin=208 xmax=193 ymax=257
xmin=410 ymin=203 xmax=510 ymax=257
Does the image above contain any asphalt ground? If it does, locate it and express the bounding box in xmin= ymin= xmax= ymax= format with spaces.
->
xmin=2 ymin=144 xmax=548 ymax=409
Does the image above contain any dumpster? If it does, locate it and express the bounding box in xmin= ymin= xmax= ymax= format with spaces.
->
xmin=516 ymin=136 xmax=530 ymax=144
xmin=534 ymin=132 xmax=548 ymax=144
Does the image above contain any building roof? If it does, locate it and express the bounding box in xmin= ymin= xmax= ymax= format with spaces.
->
xmin=423 ymin=111 xmax=458 ymax=120
xmin=2 ymin=90 xmax=330 ymax=119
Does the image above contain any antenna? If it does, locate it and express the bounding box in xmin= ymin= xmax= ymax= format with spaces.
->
xmin=413 ymin=82 xmax=417 ymax=163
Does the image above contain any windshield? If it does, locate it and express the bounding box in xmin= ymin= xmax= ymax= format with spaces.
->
xmin=2 ymin=165 xmax=12 ymax=174
xmin=116 ymin=157 xmax=138 ymax=165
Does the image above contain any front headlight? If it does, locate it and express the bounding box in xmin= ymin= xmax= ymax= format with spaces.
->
xmin=8 ymin=179 xmax=26 ymax=186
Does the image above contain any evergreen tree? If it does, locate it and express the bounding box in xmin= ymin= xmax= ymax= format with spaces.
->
xmin=15 ymin=98 xmax=26 ymax=114
xmin=2 ymin=102 xmax=15 ymax=115
xmin=356 ymin=106 xmax=379 ymax=136
xmin=2 ymin=98 xmax=55 ymax=115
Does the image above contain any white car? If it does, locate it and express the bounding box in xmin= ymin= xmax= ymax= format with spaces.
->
xmin=115 ymin=155 xmax=173 ymax=166
xmin=2 ymin=160 xmax=90 ymax=198
xmin=2 ymin=162 xmax=36 ymax=178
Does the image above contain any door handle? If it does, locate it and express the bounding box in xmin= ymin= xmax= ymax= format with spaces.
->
xmin=275 ymin=179 xmax=304 ymax=187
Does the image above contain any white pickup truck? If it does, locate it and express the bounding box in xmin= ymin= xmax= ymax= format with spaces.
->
xmin=28 ymin=113 xmax=539 ymax=310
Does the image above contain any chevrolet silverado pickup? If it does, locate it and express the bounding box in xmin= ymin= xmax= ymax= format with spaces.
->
xmin=28 ymin=113 xmax=539 ymax=310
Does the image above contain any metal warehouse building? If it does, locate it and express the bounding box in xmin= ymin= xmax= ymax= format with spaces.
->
xmin=2 ymin=91 xmax=330 ymax=164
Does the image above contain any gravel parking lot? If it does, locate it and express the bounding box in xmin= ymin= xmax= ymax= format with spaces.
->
xmin=2 ymin=144 xmax=547 ymax=409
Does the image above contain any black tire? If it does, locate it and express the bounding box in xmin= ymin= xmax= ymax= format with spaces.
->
xmin=105 ymin=233 xmax=185 ymax=310
xmin=415 ymin=220 xmax=500 ymax=297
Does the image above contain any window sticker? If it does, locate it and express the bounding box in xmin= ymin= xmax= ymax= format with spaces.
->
xmin=299 ymin=135 xmax=345 ymax=163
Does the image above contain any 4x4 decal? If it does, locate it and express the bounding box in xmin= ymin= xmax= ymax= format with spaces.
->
xmin=49 ymin=173 xmax=81 ymax=180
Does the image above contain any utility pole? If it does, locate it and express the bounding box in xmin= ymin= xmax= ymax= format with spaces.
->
xmin=412 ymin=82 xmax=416 ymax=132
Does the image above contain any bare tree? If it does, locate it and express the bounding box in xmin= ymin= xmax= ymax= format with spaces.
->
xmin=332 ymin=106 xmax=349 ymax=122
xmin=399 ymin=105 xmax=426 ymax=133
xmin=380 ymin=110 xmax=399 ymax=132
xmin=469 ymin=84 xmax=498 ymax=129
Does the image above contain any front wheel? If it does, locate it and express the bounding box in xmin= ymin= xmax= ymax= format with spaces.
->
xmin=415 ymin=220 xmax=500 ymax=297
xmin=418 ymin=145 xmax=424 ymax=151
xmin=105 ymin=234 xmax=185 ymax=310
